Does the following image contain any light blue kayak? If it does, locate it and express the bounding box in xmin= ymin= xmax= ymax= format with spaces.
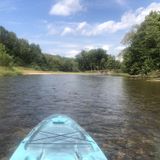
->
xmin=10 ymin=115 xmax=108 ymax=160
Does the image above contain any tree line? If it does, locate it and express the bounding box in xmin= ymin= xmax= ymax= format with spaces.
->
xmin=76 ymin=49 xmax=120 ymax=71
xmin=0 ymin=26 xmax=46 ymax=69
xmin=2 ymin=10 xmax=159 ymax=75
xmin=0 ymin=26 xmax=120 ymax=72
xmin=0 ymin=26 xmax=79 ymax=71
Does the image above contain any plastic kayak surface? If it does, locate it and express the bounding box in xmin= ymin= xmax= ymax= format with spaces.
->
xmin=10 ymin=115 xmax=108 ymax=160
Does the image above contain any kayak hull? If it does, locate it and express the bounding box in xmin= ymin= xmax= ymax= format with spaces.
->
xmin=10 ymin=114 xmax=108 ymax=160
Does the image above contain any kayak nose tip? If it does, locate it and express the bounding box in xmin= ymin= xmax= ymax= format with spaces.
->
xmin=52 ymin=114 xmax=70 ymax=124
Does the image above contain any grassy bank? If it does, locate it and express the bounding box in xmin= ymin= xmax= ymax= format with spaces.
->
xmin=102 ymin=70 xmax=129 ymax=77
xmin=17 ymin=67 xmax=102 ymax=75
xmin=0 ymin=67 xmax=22 ymax=76
xmin=0 ymin=67 xmax=65 ymax=76
xmin=0 ymin=67 xmax=160 ymax=82
xmin=96 ymin=70 xmax=160 ymax=81
xmin=128 ymin=71 xmax=160 ymax=82
xmin=0 ymin=67 xmax=101 ymax=76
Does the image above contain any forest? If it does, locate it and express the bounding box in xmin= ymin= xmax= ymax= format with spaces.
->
xmin=0 ymin=26 xmax=77 ymax=71
xmin=0 ymin=11 xmax=160 ymax=75
xmin=0 ymin=26 xmax=119 ymax=72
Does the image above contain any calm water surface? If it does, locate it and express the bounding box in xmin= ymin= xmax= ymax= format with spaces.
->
xmin=0 ymin=75 xmax=160 ymax=160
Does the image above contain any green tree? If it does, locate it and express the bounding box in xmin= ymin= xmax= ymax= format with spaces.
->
xmin=44 ymin=54 xmax=78 ymax=72
xmin=0 ymin=26 xmax=48 ymax=68
xmin=76 ymin=49 xmax=108 ymax=71
xmin=0 ymin=26 xmax=79 ymax=71
xmin=122 ymin=11 xmax=160 ymax=75
xmin=76 ymin=49 xmax=120 ymax=71
xmin=105 ymin=55 xmax=120 ymax=70
xmin=0 ymin=43 xmax=13 ymax=66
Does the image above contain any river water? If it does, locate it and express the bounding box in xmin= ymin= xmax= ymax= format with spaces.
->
xmin=0 ymin=75 xmax=160 ymax=160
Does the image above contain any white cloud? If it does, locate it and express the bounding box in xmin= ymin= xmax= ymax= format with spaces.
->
xmin=89 ymin=2 xmax=160 ymax=35
xmin=84 ymin=44 xmax=111 ymax=51
xmin=61 ymin=27 xmax=74 ymax=35
xmin=65 ymin=43 xmax=111 ymax=57
xmin=90 ymin=21 xmax=115 ymax=36
xmin=77 ymin=21 xmax=87 ymax=31
xmin=49 ymin=0 xmax=83 ymax=16
xmin=55 ymin=2 xmax=160 ymax=36
xmin=134 ymin=3 xmax=160 ymax=24
xmin=42 ymin=2 xmax=160 ymax=56
xmin=47 ymin=24 xmax=59 ymax=35
xmin=31 ymin=37 xmax=111 ymax=57
xmin=115 ymin=46 xmax=125 ymax=51
xmin=76 ymin=21 xmax=90 ymax=35
xmin=102 ymin=45 xmax=110 ymax=51
xmin=65 ymin=49 xmax=80 ymax=57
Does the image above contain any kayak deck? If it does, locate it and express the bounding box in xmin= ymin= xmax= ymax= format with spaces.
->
xmin=10 ymin=115 xmax=108 ymax=160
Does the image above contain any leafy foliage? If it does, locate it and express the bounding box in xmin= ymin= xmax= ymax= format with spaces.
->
xmin=0 ymin=43 xmax=13 ymax=66
xmin=0 ymin=26 xmax=45 ymax=67
xmin=76 ymin=49 xmax=120 ymax=71
xmin=44 ymin=54 xmax=78 ymax=72
xmin=122 ymin=11 xmax=160 ymax=75
xmin=0 ymin=26 xmax=78 ymax=71
xmin=0 ymin=26 xmax=120 ymax=72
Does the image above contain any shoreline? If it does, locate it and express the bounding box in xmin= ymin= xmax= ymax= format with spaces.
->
xmin=22 ymin=71 xmax=100 ymax=75
xmin=0 ymin=67 xmax=160 ymax=81
xmin=21 ymin=68 xmax=100 ymax=76
xmin=147 ymin=78 xmax=160 ymax=82
xmin=22 ymin=69 xmax=160 ymax=82
xmin=0 ymin=67 xmax=101 ymax=76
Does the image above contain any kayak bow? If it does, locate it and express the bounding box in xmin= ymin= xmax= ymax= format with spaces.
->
xmin=10 ymin=114 xmax=108 ymax=160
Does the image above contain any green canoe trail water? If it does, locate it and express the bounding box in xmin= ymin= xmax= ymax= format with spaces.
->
xmin=0 ymin=75 xmax=160 ymax=160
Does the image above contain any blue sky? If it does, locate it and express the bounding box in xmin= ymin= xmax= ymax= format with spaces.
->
xmin=1 ymin=0 xmax=160 ymax=57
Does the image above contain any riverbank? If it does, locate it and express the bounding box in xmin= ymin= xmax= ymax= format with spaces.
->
xmin=129 ymin=71 xmax=160 ymax=82
xmin=101 ymin=70 xmax=129 ymax=77
xmin=0 ymin=67 xmax=160 ymax=82
xmin=0 ymin=67 xmax=22 ymax=76
xmin=97 ymin=70 xmax=160 ymax=81
xmin=19 ymin=67 xmax=102 ymax=75
xmin=0 ymin=67 xmax=101 ymax=76
xmin=147 ymin=78 xmax=160 ymax=82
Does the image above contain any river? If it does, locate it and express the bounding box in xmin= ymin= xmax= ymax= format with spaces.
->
xmin=0 ymin=75 xmax=160 ymax=160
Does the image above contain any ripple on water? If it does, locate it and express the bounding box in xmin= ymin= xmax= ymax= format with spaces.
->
xmin=0 ymin=75 xmax=160 ymax=160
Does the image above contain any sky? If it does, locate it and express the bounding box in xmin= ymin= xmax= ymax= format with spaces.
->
xmin=1 ymin=0 xmax=160 ymax=57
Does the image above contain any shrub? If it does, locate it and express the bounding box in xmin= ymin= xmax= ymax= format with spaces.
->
xmin=0 ymin=43 xmax=13 ymax=66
